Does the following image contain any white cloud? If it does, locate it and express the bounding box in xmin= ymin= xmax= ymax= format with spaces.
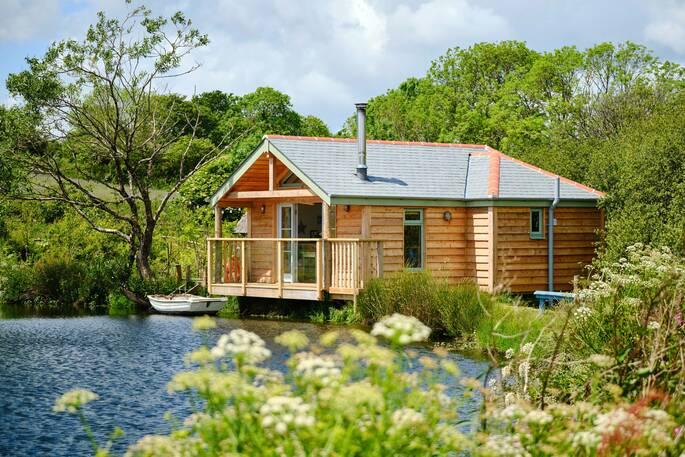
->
xmin=0 ymin=0 xmax=59 ymax=40
xmin=644 ymin=1 xmax=685 ymax=54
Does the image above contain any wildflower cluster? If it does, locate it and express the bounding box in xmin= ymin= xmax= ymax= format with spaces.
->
xmin=478 ymin=396 xmax=681 ymax=456
xmin=210 ymin=328 xmax=271 ymax=364
xmin=370 ymin=313 xmax=431 ymax=345
xmin=259 ymin=396 xmax=315 ymax=434
xmin=53 ymin=389 xmax=99 ymax=413
xmin=124 ymin=315 xmax=467 ymax=456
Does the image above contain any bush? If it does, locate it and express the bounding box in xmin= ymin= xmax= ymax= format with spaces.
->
xmin=357 ymin=271 xmax=493 ymax=338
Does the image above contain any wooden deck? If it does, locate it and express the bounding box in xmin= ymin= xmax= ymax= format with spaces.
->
xmin=207 ymin=237 xmax=384 ymax=301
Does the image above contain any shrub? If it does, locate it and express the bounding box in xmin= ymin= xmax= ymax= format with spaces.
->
xmin=357 ymin=271 xmax=493 ymax=338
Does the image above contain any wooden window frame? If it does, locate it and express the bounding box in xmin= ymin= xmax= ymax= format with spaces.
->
xmin=530 ymin=208 xmax=544 ymax=240
xmin=403 ymin=208 xmax=425 ymax=270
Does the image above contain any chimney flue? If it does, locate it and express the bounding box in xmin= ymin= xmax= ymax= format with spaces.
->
xmin=355 ymin=102 xmax=368 ymax=180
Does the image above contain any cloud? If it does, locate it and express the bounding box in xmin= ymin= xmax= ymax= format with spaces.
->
xmin=0 ymin=0 xmax=59 ymax=41
xmin=168 ymin=0 xmax=510 ymax=128
xmin=644 ymin=1 xmax=685 ymax=54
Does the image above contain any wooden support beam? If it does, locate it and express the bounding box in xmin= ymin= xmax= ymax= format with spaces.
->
xmin=226 ymin=189 xmax=316 ymax=199
xmin=214 ymin=206 xmax=223 ymax=238
xmin=276 ymin=240 xmax=283 ymax=298
xmin=241 ymin=240 xmax=247 ymax=295
xmin=268 ymin=155 xmax=275 ymax=191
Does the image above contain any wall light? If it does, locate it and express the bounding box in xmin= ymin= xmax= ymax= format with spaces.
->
xmin=443 ymin=210 xmax=452 ymax=222
xmin=344 ymin=205 xmax=351 ymax=212
xmin=260 ymin=204 xmax=266 ymax=214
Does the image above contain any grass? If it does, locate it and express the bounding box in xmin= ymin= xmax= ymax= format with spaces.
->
xmin=474 ymin=298 xmax=560 ymax=353
xmin=356 ymin=271 xmax=493 ymax=339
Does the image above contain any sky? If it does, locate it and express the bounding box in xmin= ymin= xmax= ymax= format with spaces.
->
xmin=1 ymin=0 xmax=685 ymax=130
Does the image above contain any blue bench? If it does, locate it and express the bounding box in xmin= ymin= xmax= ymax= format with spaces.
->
xmin=533 ymin=290 xmax=575 ymax=311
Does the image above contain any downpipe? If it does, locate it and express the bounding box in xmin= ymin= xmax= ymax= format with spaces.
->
xmin=548 ymin=177 xmax=560 ymax=291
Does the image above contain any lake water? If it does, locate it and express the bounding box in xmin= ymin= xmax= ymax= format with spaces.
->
xmin=0 ymin=313 xmax=490 ymax=457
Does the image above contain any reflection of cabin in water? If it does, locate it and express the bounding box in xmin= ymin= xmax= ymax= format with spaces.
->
xmin=208 ymin=103 xmax=604 ymax=301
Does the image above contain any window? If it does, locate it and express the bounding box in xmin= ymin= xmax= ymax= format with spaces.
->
xmin=404 ymin=209 xmax=424 ymax=269
xmin=530 ymin=208 xmax=544 ymax=239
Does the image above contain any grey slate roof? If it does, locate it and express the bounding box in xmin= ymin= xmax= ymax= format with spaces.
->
xmin=214 ymin=135 xmax=603 ymax=203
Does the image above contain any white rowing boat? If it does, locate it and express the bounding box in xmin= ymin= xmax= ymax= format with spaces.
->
xmin=147 ymin=294 xmax=227 ymax=314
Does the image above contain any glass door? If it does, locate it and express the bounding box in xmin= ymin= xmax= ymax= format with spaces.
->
xmin=277 ymin=204 xmax=297 ymax=283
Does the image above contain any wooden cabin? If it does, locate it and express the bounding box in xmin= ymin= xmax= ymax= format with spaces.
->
xmin=207 ymin=104 xmax=604 ymax=301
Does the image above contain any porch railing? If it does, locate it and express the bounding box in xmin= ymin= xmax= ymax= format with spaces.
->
xmin=207 ymin=237 xmax=384 ymax=297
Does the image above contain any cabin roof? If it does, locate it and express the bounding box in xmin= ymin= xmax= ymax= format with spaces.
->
xmin=211 ymin=135 xmax=604 ymax=206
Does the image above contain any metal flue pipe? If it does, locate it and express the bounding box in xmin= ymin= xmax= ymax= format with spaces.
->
xmin=355 ymin=102 xmax=368 ymax=180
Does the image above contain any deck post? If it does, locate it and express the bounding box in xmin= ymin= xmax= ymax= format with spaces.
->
xmin=276 ymin=240 xmax=283 ymax=298
xmin=241 ymin=240 xmax=247 ymax=295
xmin=213 ymin=206 xmax=223 ymax=286
xmin=316 ymin=240 xmax=323 ymax=299
xmin=206 ymin=239 xmax=212 ymax=294
xmin=352 ymin=241 xmax=359 ymax=304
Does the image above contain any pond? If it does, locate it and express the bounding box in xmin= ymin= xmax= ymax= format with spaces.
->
xmin=0 ymin=312 xmax=490 ymax=457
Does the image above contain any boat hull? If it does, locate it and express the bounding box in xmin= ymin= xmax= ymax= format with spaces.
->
xmin=147 ymin=295 xmax=227 ymax=315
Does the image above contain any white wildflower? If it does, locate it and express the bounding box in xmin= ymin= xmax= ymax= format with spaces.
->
xmin=524 ymin=409 xmax=553 ymax=426
xmin=370 ymin=313 xmax=431 ymax=345
xmin=571 ymin=431 xmax=601 ymax=451
xmin=294 ymin=353 xmax=341 ymax=387
xmin=53 ymin=389 xmax=99 ymax=413
xmin=211 ymin=329 xmax=271 ymax=364
xmin=504 ymin=392 xmax=516 ymax=406
xmin=259 ymin=396 xmax=315 ymax=435
xmin=389 ymin=407 xmax=424 ymax=434
xmin=494 ymin=404 xmax=526 ymax=421
xmin=573 ymin=306 xmax=592 ymax=321
xmin=125 ymin=435 xmax=180 ymax=457
xmin=501 ymin=364 xmax=512 ymax=379
xmin=518 ymin=361 xmax=530 ymax=379
xmin=647 ymin=321 xmax=661 ymax=331
xmin=482 ymin=434 xmax=530 ymax=457
xmin=505 ymin=348 xmax=515 ymax=359
xmin=594 ymin=408 xmax=634 ymax=434
xmin=520 ymin=343 xmax=534 ymax=355
xmin=274 ymin=330 xmax=309 ymax=351
xmin=588 ymin=354 xmax=615 ymax=368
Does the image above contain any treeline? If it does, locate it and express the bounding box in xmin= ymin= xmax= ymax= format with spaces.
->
xmin=0 ymin=87 xmax=328 ymax=310
xmin=341 ymin=41 xmax=685 ymax=258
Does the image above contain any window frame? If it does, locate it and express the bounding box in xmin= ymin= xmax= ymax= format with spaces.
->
xmin=403 ymin=208 xmax=425 ymax=270
xmin=530 ymin=208 xmax=544 ymax=240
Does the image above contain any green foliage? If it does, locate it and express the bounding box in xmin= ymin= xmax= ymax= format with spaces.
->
xmin=357 ymin=271 xmax=493 ymax=338
xmin=107 ymin=293 xmax=136 ymax=316
xmin=475 ymin=300 xmax=557 ymax=353
xmin=217 ymin=297 xmax=239 ymax=318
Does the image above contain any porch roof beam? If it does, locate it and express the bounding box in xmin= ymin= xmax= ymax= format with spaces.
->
xmin=224 ymin=189 xmax=317 ymax=199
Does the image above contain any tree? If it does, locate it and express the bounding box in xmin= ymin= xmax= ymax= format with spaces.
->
xmin=2 ymin=3 xmax=245 ymax=300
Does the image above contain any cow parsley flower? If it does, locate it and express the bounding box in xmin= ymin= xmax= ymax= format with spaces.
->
xmin=53 ymin=389 xmax=99 ymax=413
xmin=524 ymin=409 xmax=553 ymax=425
xmin=505 ymin=348 xmax=515 ymax=359
xmin=371 ymin=313 xmax=431 ymax=345
xmin=520 ymin=343 xmax=534 ymax=355
xmin=647 ymin=321 xmax=661 ymax=331
xmin=570 ymin=431 xmax=601 ymax=451
xmin=573 ymin=306 xmax=592 ymax=321
xmin=294 ymin=353 xmax=341 ymax=387
xmin=588 ymin=354 xmax=615 ymax=368
xmin=275 ymin=329 xmax=309 ymax=351
xmin=389 ymin=407 xmax=424 ymax=434
xmin=211 ymin=329 xmax=271 ymax=364
xmin=482 ymin=434 xmax=530 ymax=457
xmin=192 ymin=315 xmax=216 ymax=331
xmin=259 ymin=396 xmax=315 ymax=435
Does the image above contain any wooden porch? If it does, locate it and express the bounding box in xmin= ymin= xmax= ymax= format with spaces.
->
xmin=207 ymin=238 xmax=384 ymax=301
